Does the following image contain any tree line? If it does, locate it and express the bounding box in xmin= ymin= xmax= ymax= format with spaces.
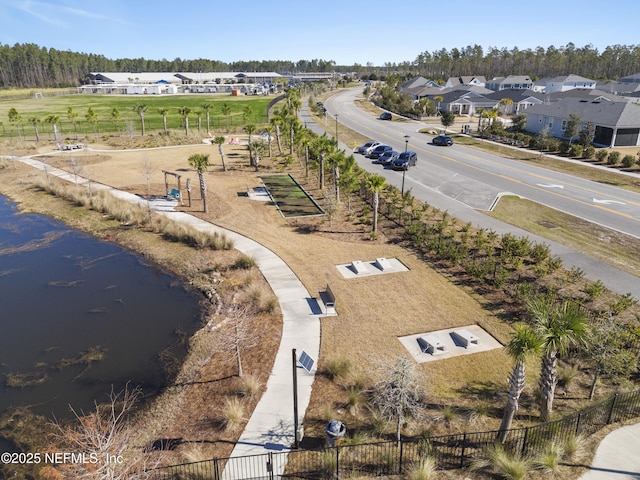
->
xmin=2 ymin=41 xmax=640 ymax=90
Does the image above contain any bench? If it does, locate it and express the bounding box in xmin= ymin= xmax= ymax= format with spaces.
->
xmin=418 ymin=335 xmax=446 ymax=355
xmin=319 ymin=284 xmax=337 ymax=316
xmin=351 ymin=260 xmax=369 ymax=275
xmin=452 ymin=329 xmax=479 ymax=348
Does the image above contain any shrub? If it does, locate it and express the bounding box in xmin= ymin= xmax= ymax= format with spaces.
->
xmin=232 ymin=254 xmax=257 ymax=270
xmin=584 ymin=279 xmax=605 ymax=300
xmin=238 ymin=373 xmax=262 ymax=398
xmin=583 ymin=145 xmax=595 ymax=159
xmin=471 ymin=444 xmax=533 ymax=480
xmin=558 ymin=142 xmax=570 ymax=154
xmin=621 ymin=154 xmax=636 ymax=168
xmin=595 ymin=149 xmax=608 ymax=162
xmin=533 ymin=441 xmax=564 ymax=474
xmin=568 ymin=144 xmax=583 ymax=158
xmin=607 ymin=151 xmax=621 ymax=165
xmin=221 ymin=397 xmax=245 ymax=433
xmin=326 ymin=356 xmax=352 ymax=381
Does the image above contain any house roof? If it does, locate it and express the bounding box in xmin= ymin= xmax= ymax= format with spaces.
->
xmin=446 ymin=75 xmax=487 ymax=86
xmin=620 ymin=72 xmax=640 ymax=83
xmin=524 ymin=97 xmax=640 ymax=128
xmin=487 ymin=75 xmax=533 ymax=85
xmin=545 ymin=74 xmax=596 ymax=84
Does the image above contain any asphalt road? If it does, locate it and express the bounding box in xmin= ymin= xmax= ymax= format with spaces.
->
xmin=301 ymin=87 xmax=640 ymax=299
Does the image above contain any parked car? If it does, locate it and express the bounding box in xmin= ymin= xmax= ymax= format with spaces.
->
xmin=392 ymin=151 xmax=418 ymax=170
xmin=368 ymin=144 xmax=393 ymax=159
xmin=356 ymin=141 xmax=381 ymax=155
xmin=379 ymin=112 xmax=392 ymax=121
xmin=433 ymin=135 xmax=453 ymax=146
xmin=375 ymin=150 xmax=399 ymax=165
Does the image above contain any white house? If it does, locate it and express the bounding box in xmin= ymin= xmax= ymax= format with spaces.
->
xmin=542 ymin=74 xmax=597 ymax=93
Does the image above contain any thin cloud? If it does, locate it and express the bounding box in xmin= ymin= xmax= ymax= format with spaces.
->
xmin=12 ymin=0 xmax=125 ymax=28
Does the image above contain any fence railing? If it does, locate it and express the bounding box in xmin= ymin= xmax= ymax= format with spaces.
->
xmin=148 ymin=389 xmax=640 ymax=479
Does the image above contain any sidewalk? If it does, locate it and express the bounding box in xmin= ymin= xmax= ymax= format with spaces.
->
xmin=578 ymin=423 xmax=640 ymax=479
xmin=17 ymin=155 xmax=322 ymax=478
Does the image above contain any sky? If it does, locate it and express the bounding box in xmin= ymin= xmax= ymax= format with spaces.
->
xmin=1 ymin=0 xmax=639 ymax=67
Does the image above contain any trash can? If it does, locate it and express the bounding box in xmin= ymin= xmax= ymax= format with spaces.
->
xmin=325 ymin=420 xmax=346 ymax=447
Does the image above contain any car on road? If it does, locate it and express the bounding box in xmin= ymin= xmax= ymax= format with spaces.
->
xmin=368 ymin=144 xmax=393 ymax=159
xmin=379 ymin=112 xmax=392 ymax=121
xmin=392 ymin=151 xmax=418 ymax=170
xmin=433 ymin=134 xmax=453 ymax=146
xmin=356 ymin=141 xmax=381 ymax=155
xmin=375 ymin=150 xmax=399 ymax=165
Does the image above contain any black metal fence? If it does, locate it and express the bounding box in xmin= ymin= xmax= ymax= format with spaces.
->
xmin=149 ymin=389 xmax=640 ymax=479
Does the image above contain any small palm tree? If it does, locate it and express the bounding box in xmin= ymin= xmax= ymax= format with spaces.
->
xmin=131 ymin=104 xmax=148 ymax=136
xmin=158 ymin=107 xmax=169 ymax=135
xmin=366 ymin=174 xmax=386 ymax=233
xmin=188 ymin=153 xmax=210 ymax=213
xmin=201 ymin=103 xmax=213 ymax=133
xmin=249 ymin=140 xmax=267 ymax=172
xmin=213 ymin=136 xmax=227 ymax=171
xmin=220 ymin=103 xmax=232 ymax=131
xmin=45 ymin=114 xmax=60 ymax=140
xmin=178 ymin=105 xmax=191 ymax=136
xmin=28 ymin=116 xmax=41 ymax=142
xmin=497 ymin=325 xmax=542 ymax=442
xmin=528 ymin=297 xmax=589 ymax=421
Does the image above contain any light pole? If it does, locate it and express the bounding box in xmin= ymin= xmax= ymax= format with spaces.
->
xmin=335 ymin=114 xmax=339 ymax=145
xmin=401 ymin=135 xmax=410 ymax=196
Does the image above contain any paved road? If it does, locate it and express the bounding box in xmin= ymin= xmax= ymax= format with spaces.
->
xmin=301 ymin=89 xmax=640 ymax=300
xmin=325 ymin=87 xmax=640 ymax=240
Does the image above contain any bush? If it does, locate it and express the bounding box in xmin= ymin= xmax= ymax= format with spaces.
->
xmin=568 ymin=144 xmax=583 ymax=158
xmin=607 ymin=151 xmax=621 ymax=165
xmin=595 ymin=149 xmax=608 ymax=162
xmin=558 ymin=142 xmax=570 ymax=154
xmin=583 ymin=145 xmax=596 ymax=159
xmin=621 ymin=154 xmax=636 ymax=168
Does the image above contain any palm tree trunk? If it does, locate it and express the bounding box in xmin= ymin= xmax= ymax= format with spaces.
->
xmin=219 ymin=145 xmax=227 ymax=172
xmin=373 ymin=191 xmax=379 ymax=233
xmin=498 ymin=359 xmax=526 ymax=442
xmin=275 ymin=125 xmax=282 ymax=154
xmin=319 ymin=152 xmax=325 ymax=189
xmin=236 ymin=344 xmax=243 ymax=377
xmin=589 ymin=368 xmax=600 ymax=401
xmin=539 ymin=352 xmax=558 ymax=422
xmin=198 ymin=172 xmax=208 ymax=213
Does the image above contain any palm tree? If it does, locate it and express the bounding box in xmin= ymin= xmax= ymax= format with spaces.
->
xmin=178 ymin=106 xmax=191 ymax=136
xmin=45 ymin=114 xmax=60 ymax=141
xmin=194 ymin=109 xmax=202 ymax=133
xmin=263 ymin=125 xmax=274 ymax=158
xmin=188 ymin=153 xmax=210 ymax=213
xmin=131 ymin=104 xmax=148 ymax=136
xmin=243 ymin=123 xmax=256 ymax=166
xmin=158 ymin=107 xmax=169 ymax=135
xmin=312 ymin=134 xmax=336 ymax=190
xmin=220 ymin=103 xmax=232 ymax=131
xmin=433 ymin=95 xmax=444 ymax=113
xmin=366 ymin=174 xmax=386 ymax=233
xmin=28 ymin=116 xmax=41 ymax=142
xmin=499 ymin=98 xmax=514 ymax=116
xmin=528 ymin=297 xmax=589 ymax=422
xmin=249 ymin=140 xmax=267 ymax=172
xmin=497 ymin=325 xmax=542 ymax=442
xmin=212 ymin=136 xmax=227 ymax=171
xmin=201 ymin=103 xmax=213 ymax=133
xmin=270 ymin=106 xmax=288 ymax=154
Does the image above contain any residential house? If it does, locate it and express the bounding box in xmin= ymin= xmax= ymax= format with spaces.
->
xmin=444 ymin=76 xmax=486 ymax=89
xmin=486 ymin=89 xmax=544 ymax=115
xmin=522 ymin=96 xmax=640 ymax=147
xmin=542 ymin=74 xmax=596 ymax=93
xmin=400 ymin=76 xmax=443 ymax=100
xmin=485 ymin=75 xmax=533 ymax=92
xmin=620 ymin=72 xmax=640 ymax=83
xmin=424 ymin=86 xmax=498 ymax=116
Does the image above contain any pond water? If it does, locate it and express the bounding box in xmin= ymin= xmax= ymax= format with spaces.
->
xmin=0 ymin=195 xmax=202 ymax=448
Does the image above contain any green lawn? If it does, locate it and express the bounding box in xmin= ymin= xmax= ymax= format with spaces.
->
xmin=259 ymin=174 xmax=325 ymax=218
xmin=0 ymin=93 xmax=272 ymax=139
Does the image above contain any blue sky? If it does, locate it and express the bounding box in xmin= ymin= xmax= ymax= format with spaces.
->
xmin=1 ymin=0 xmax=638 ymax=66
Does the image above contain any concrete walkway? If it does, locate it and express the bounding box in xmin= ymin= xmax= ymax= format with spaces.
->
xmin=16 ymin=155 xmax=322 ymax=478
xmin=578 ymin=423 xmax=640 ymax=479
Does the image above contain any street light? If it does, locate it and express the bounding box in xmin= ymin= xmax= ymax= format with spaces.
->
xmin=401 ymin=135 xmax=410 ymax=195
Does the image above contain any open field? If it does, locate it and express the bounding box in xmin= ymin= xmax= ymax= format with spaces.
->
xmin=0 ymin=93 xmax=272 ymax=140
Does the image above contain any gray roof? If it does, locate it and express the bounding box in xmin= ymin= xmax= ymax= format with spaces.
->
xmin=524 ymin=97 xmax=640 ymax=128
xmin=545 ymin=74 xmax=596 ymax=83
xmin=620 ymin=72 xmax=640 ymax=83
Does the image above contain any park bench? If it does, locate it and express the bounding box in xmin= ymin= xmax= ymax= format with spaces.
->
xmin=319 ymin=284 xmax=337 ymax=316
xmin=418 ymin=335 xmax=446 ymax=355
xmin=452 ymin=329 xmax=479 ymax=348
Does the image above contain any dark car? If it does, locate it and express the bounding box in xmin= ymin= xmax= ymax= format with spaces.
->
xmin=379 ymin=112 xmax=392 ymax=121
xmin=433 ymin=134 xmax=453 ymax=146
xmin=392 ymin=151 xmax=418 ymax=170
xmin=368 ymin=144 xmax=393 ymax=159
xmin=356 ymin=141 xmax=381 ymax=155
xmin=375 ymin=150 xmax=399 ymax=165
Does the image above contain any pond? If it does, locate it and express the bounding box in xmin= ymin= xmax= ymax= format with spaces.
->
xmin=0 ymin=195 xmax=202 ymax=449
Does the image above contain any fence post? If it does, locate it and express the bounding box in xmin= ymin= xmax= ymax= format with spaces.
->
xmin=213 ymin=458 xmax=220 ymax=480
xmin=521 ymin=427 xmax=529 ymax=457
xmin=459 ymin=432 xmax=467 ymax=469
xmin=574 ymin=412 xmax=582 ymax=436
xmin=267 ymin=452 xmax=274 ymax=480
xmin=336 ymin=446 xmax=340 ymax=479
xmin=398 ymin=439 xmax=404 ymax=474
xmin=607 ymin=393 xmax=619 ymax=425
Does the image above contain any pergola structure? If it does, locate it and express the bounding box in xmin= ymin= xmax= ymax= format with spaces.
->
xmin=162 ymin=170 xmax=183 ymax=205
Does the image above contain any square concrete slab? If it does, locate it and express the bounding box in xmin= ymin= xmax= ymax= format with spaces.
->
xmin=398 ymin=324 xmax=502 ymax=363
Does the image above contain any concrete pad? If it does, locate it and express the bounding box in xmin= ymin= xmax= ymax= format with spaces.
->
xmin=337 ymin=257 xmax=409 ymax=279
xmin=578 ymin=423 xmax=640 ymax=479
xmin=399 ymin=324 xmax=502 ymax=363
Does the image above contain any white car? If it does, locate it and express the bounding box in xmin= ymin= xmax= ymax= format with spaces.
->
xmin=356 ymin=141 xmax=381 ymax=155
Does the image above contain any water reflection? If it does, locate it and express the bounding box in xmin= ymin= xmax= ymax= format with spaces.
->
xmin=0 ymin=195 xmax=202 ymax=421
